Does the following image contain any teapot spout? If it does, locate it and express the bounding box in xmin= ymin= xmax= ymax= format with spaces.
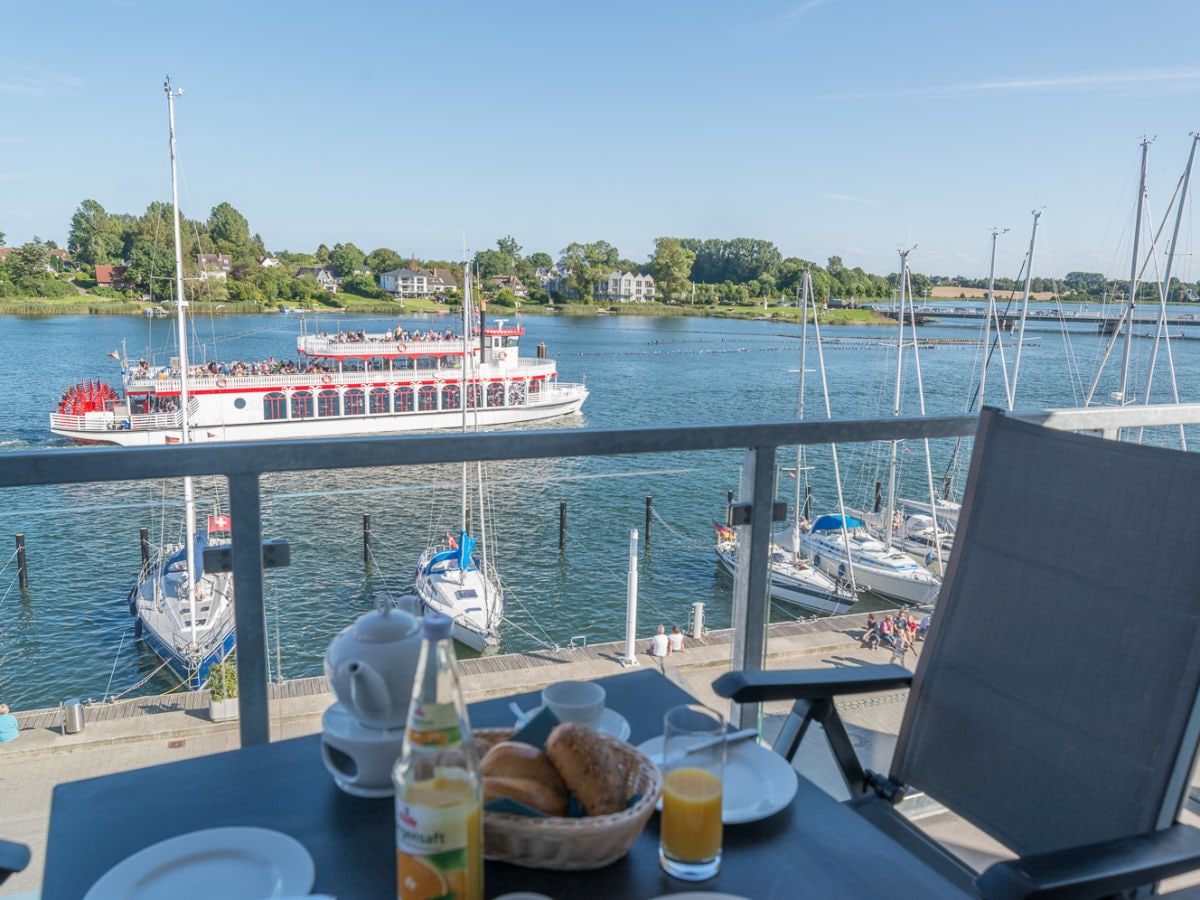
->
xmin=345 ymin=661 xmax=394 ymax=725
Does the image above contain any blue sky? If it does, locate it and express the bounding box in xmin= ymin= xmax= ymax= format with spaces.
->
xmin=3 ymin=0 xmax=1200 ymax=282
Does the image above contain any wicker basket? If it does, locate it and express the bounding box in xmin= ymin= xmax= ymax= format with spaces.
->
xmin=476 ymin=727 xmax=662 ymax=870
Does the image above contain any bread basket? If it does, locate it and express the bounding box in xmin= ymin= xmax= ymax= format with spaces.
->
xmin=475 ymin=727 xmax=662 ymax=870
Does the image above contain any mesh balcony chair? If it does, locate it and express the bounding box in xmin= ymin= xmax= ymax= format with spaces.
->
xmin=0 ymin=839 xmax=30 ymax=885
xmin=715 ymin=408 xmax=1200 ymax=900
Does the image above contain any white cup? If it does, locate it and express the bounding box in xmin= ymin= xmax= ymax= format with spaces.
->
xmin=542 ymin=680 xmax=605 ymax=728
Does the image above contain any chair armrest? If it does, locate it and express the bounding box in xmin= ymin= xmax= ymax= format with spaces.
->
xmin=0 ymin=839 xmax=30 ymax=885
xmin=976 ymin=824 xmax=1200 ymax=900
xmin=713 ymin=665 xmax=913 ymax=704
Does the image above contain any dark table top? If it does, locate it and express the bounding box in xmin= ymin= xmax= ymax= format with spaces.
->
xmin=44 ymin=668 xmax=965 ymax=898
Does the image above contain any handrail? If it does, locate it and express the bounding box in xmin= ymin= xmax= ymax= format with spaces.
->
xmin=8 ymin=402 xmax=1200 ymax=746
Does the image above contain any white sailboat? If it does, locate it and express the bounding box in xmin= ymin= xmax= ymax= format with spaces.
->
xmin=131 ymin=79 xmax=236 ymax=689
xmin=413 ymin=265 xmax=504 ymax=650
xmin=797 ymin=266 xmax=941 ymax=604
xmin=714 ymin=270 xmax=859 ymax=614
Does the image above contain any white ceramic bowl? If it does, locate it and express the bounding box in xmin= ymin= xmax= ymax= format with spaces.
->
xmin=542 ymin=680 xmax=606 ymax=727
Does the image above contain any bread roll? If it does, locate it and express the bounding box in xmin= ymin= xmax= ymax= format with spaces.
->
xmin=482 ymin=741 xmax=568 ymax=796
xmin=545 ymin=722 xmax=628 ymax=816
xmin=483 ymin=774 xmax=569 ymax=817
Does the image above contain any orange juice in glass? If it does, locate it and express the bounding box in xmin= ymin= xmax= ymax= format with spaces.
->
xmin=659 ymin=705 xmax=725 ymax=880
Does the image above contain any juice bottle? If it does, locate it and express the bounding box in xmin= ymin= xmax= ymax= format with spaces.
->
xmin=394 ymin=613 xmax=483 ymax=900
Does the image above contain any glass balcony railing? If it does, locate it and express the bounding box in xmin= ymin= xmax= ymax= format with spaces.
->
xmin=5 ymin=402 xmax=1200 ymax=750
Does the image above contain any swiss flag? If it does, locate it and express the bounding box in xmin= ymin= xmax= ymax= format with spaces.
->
xmin=208 ymin=514 xmax=231 ymax=533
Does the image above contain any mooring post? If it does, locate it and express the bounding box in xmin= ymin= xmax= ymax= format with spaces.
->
xmin=645 ymin=495 xmax=653 ymax=549
xmin=559 ymin=500 xmax=567 ymax=551
xmin=16 ymin=533 xmax=28 ymax=591
xmin=363 ymin=513 xmax=371 ymax=566
xmin=139 ymin=527 xmax=150 ymax=568
xmin=621 ymin=529 xmax=640 ymax=666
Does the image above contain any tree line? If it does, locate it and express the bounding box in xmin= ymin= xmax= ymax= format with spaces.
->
xmin=1 ymin=200 xmax=1197 ymax=306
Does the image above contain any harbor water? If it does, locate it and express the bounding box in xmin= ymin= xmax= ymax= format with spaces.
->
xmin=2 ymin=309 xmax=1197 ymax=710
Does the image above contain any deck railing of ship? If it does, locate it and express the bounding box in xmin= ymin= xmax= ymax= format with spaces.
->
xmin=7 ymin=401 xmax=1200 ymax=746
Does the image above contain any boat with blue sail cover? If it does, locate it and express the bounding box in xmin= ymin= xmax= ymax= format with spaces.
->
xmin=799 ymin=514 xmax=939 ymax=605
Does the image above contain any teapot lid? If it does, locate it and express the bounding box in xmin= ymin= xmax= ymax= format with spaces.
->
xmin=349 ymin=596 xmax=420 ymax=643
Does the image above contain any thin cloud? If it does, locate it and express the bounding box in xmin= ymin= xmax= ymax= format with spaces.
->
xmin=780 ymin=0 xmax=829 ymax=21
xmin=822 ymin=192 xmax=877 ymax=206
xmin=859 ymin=67 xmax=1200 ymax=99
xmin=0 ymin=172 xmax=28 ymax=182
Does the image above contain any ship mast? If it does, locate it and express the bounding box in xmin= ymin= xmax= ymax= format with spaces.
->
xmin=165 ymin=77 xmax=198 ymax=649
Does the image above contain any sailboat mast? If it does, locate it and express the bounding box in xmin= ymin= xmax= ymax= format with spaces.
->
xmin=165 ymin=77 xmax=198 ymax=649
xmin=460 ymin=263 xmax=470 ymax=539
xmin=1009 ymin=210 xmax=1042 ymax=404
xmin=1118 ymin=139 xmax=1152 ymax=410
xmin=883 ymin=249 xmax=911 ymax=551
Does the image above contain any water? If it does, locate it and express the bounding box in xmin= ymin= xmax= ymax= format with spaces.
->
xmin=2 ymin=310 xmax=1197 ymax=709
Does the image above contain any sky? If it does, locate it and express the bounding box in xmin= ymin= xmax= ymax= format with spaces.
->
xmin=3 ymin=0 xmax=1200 ymax=283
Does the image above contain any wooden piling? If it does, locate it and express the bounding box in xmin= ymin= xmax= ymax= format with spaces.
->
xmin=645 ymin=495 xmax=653 ymax=549
xmin=16 ymin=533 xmax=27 ymax=591
xmin=363 ymin=513 xmax=371 ymax=565
xmin=559 ymin=500 xmax=567 ymax=551
xmin=140 ymin=527 xmax=150 ymax=568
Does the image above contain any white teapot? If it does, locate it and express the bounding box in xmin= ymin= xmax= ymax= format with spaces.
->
xmin=324 ymin=594 xmax=422 ymax=730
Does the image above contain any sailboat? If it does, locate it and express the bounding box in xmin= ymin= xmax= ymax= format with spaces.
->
xmin=413 ymin=265 xmax=504 ymax=650
xmin=130 ymin=79 xmax=236 ymax=689
xmin=795 ymin=267 xmax=941 ymax=605
xmin=714 ymin=271 xmax=859 ymax=615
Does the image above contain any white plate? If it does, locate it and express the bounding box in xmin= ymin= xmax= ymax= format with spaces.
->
xmin=521 ymin=706 xmax=631 ymax=741
xmin=637 ymin=735 xmax=798 ymax=824
xmin=84 ymin=826 xmax=315 ymax=899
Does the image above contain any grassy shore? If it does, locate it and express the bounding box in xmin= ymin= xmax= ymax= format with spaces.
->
xmin=0 ymin=292 xmax=896 ymax=325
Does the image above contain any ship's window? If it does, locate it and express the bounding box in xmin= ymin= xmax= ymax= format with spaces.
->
xmin=393 ymin=357 xmax=414 ymax=371
xmin=264 ymin=391 xmax=287 ymax=420
xmin=529 ymin=379 xmax=542 ymax=397
xmin=466 ymin=383 xmax=482 ymax=409
xmin=395 ymin=386 xmax=414 ymax=413
xmin=343 ymin=358 xmax=366 ymax=372
xmin=441 ymin=383 xmax=460 ymax=410
xmin=233 ymin=397 xmax=247 ymax=410
xmin=344 ymin=388 xmax=365 ymax=416
xmin=291 ymin=390 xmax=313 ymax=419
xmin=417 ymin=355 xmax=438 ymax=371
xmin=486 ymin=382 xmax=505 ymax=407
xmin=317 ymin=388 xmax=341 ymax=417
xmin=369 ymin=387 xmax=390 ymax=414
xmin=508 ymin=382 xmax=526 ymax=406
xmin=418 ymin=384 xmax=438 ymax=411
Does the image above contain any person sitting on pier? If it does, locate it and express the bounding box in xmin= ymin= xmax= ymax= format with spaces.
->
xmin=647 ymin=625 xmax=669 ymax=658
xmin=861 ymin=613 xmax=880 ymax=649
xmin=0 ymin=704 xmax=18 ymax=743
xmin=668 ymin=625 xmax=686 ymax=655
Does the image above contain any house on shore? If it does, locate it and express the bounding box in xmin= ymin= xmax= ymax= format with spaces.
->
xmin=379 ymin=266 xmax=457 ymax=299
xmin=595 ymin=271 xmax=655 ymax=303
xmin=197 ymin=253 xmax=232 ymax=281
xmin=296 ymin=266 xmax=339 ymax=293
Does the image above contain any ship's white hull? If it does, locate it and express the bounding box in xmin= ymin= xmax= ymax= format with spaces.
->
xmin=715 ymin=539 xmax=857 ymax=614
xmin=799 ymin=528 xmax=940 ymax=605
xmin=51 ymin=386 xmax=587 ymax=446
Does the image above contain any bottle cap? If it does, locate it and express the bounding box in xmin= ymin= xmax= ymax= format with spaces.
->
xmin=422 ymin=612 xmax=453 ymax=641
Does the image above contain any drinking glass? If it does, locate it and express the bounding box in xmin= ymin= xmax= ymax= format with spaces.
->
xmin=658 ymin=704 xmax=725 ymax=880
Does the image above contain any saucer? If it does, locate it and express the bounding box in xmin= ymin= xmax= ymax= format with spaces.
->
xmin=520 ymin=706 xmax=631 ymax=741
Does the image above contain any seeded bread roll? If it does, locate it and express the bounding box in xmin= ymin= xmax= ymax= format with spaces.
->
xmin=483 ymin=774 xmax=570 ymax=817
xmin=482 ymin=741 xmax=568 ymax=796
xmin=544 ymin=722 xmax=628 ymax=816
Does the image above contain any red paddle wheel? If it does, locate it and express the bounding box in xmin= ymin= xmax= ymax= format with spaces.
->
xmin=56 ymin=380 xmax=120 ymax=416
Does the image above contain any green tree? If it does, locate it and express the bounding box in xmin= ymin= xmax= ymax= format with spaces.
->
xmin=0 ymin=229 xmax=5 ymax=246
xmin=649 ymin=237 xmax=696 ymax=302
xmin=329 ymin=242 xmax=366 ymax=279
xmin=827 ymin=255 xmax=844 ymax=280
xmin=496 ymin=235 xmax=521 ymax=266
xmin=366 ymin=247 xmax=403 ymax=276
xmin=207 ymin=202 xmax=254 ymax=262
xmin=68 ymin=199 xmax=123 ymax=265
xmin=124 ymin=239 xmax=175 ymax=297
xmin=9 ymin=241 xmax=47 ymax=285
xmin=315 ymin=244 xmax=330 ymax=264
xmin=527 ymin=251 xmax=553 ymax=270
xmin=561 ymin=240 xmax=619 ymax=302
xmin=474 ymin=248 xmax=511 ymax=280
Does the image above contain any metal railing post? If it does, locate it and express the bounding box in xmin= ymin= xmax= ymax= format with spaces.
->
xmin=228 ymin=473 xmax=270 ymax=746
xmin=730 ymin=445 xmax=776 ymax=731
